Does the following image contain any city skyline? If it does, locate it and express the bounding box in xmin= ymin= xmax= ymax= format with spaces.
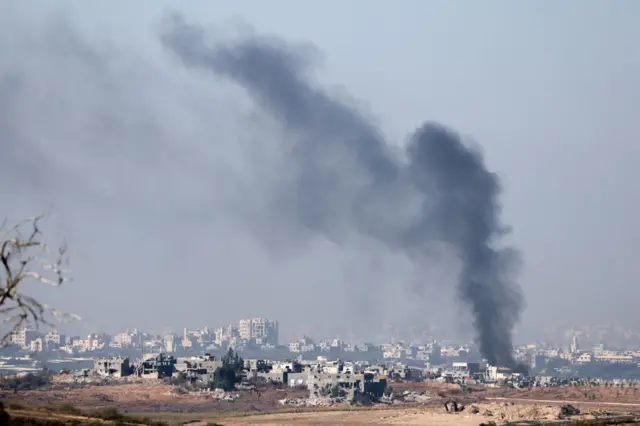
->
xmin=1 ymin=1 xmax=639 ymax=348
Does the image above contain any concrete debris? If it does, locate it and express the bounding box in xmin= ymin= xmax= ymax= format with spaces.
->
xmin=208 ymin=388 xmax=239 ymax=401
xmin=469 ymin=403 xmax=566 ymax=422
xmin=560 ymin=404 xmax=580 ymax=417
xmin=178 ymin=387 xmax=239 ymax=401
xmin=444 ymin=399 xmax=464 ymax=412
xmin=379 ymin=391 xmax=431 ymax=405
xmin=278 ymin=396 xmax=348 ymax=407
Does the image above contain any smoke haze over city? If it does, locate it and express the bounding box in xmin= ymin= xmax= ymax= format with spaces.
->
xmin=1 ymin=1 xmax=639 ymax=347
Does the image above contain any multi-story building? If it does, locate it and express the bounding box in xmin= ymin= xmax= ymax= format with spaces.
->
xmin=164 ymin=333 xmax=176 ymax=353
xmin=10 ymin=328 xmax=37 ymax=349
xmin=84 ymin=333 xmax=110 ymax=352
xmin=214 ymin=325 xmax=238 ymax=346
xmin=570 ymin=335 xmax=580 ymax=354
xmin=114 ymin=332 xmax=134 ymax=348
xmin=45 ymin=330 xmax=66 ymax=347
xmin=239 ymin=319 xmax=252 ymax=341
xmin=238 ymin=317 xmax=279 ymax=345
xmin=30 ymin=337 xmax=44 ymax=352
xmin=289 ymin=336 xmax=314 ymax=353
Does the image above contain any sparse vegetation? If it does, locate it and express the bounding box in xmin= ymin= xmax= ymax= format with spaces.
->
xmin=0 ymin=213 xmax=75 ymax=345
xmin=0 ymin=370 xmax=53 ymax=390
xmin=4 ymin=403 xmax=170 ymax=426
xmin=210 ymin=348 xmax=244 ymax=391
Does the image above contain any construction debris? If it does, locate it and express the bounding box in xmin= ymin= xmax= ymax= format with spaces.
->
xmin=444 ymin=399 xmax=464 ymax=412
xmin=278 ymin=396 xmax=348 ymax=407
xmin=559 ymin=404 xmax=580 ymax=417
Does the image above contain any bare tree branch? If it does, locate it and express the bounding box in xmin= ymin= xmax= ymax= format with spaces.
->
xmin=0 ymin=213 xmax=77 ymax=346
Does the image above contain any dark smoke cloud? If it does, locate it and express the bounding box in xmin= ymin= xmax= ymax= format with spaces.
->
xmin=160 ymin=15 xmax=525 ymax=368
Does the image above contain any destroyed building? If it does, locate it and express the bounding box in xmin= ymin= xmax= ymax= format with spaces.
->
xmin=93 ymin=357 xmax=132 ymax=377
xmin=244 ymin=359 xmax=272 ymax=373
xmin=175 ymin=354 xmax=221 ymax=381
xmin=486 ymin=365 xmax=515 ymax=381
xmin=307 ymin=372 xmax=387 ymax=401
xmin=137 ymin=353 xmax=176 ymax=379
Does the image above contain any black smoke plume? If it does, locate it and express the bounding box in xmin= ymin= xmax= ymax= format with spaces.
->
xmin=160 ymin=15 xmax=525 ymax=369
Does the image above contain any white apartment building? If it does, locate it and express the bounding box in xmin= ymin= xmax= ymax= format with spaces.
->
xmin=164 ymin=333 xmax=176 ymax=353
xmin=238 ymin=317 xmax=279 ymax=345
xmin=114 ymin=332 xmax=134 ymax=348
xmin=10 ymin=328 xmax=38 ymax=349
xmin=45 ymin=331 xmax=65 ymax=347
xmin=214 ymin=325 xmax=238 ymax=345
xmin=30 ymin=337 xmax=44 ymax=352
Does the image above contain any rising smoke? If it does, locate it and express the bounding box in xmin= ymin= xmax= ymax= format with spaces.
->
xmin=160 ymin=15 xmax=525 ymax=369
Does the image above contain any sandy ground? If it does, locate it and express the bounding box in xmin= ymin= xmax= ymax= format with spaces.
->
xmin=208 ymin=402 xmax=576 ymax=426
xmin=215 ymin=409 xmax=486 ymax=426
xmin=1 ymin=380 xmax=308 ymax=413
xmin=6 ymin=379 xmax=640 ymax=425
xmin=495 ymin=385 xmax=640 ymax=404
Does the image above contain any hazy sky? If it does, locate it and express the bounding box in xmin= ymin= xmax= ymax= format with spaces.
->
xmin=1 ymin=1 xmax=638 ymax=343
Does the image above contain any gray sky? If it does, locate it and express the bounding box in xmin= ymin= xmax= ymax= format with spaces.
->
xmin=1 ymin=1 xmax=638 ymax=343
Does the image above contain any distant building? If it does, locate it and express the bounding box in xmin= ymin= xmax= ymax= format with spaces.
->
xmin=570 ymin=335 xmax=580 ymax=354
xmin=214 ymin=325 xmax=238 ymax=345
xmin=10 ymin=328 xmax=37 ymax=349
xmin=113 ymin=332 xmax=134 ymax=348
xmin=289 ymin=336 xmax=314 ymax=353
xmin=164 ymin=334 xmax=176 ymax=353
xmin=30 ymin=337 xmax=44 ymax=352
xmin=595 ymin=355 xmax=634 ymax=364
xmin=138 ymin=353 xmax=176 ymax=379
xmin=238 ymin=318 xmax=279 ymax=345
xmin=94 ymin=357 xmax=132 ymax=377
xmin=45 ymin=331 xmax=66 ymax=348
xmin=307 ymin=372 xmax=387 ymax=401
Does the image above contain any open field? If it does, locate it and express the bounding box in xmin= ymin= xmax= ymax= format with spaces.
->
xmin=212 ymin=409 xmax=489 ymax=425
xmin=0 ymin=380 xmax=308 ymax=414
xmin=130 ymin=403 xmax=640 ymax=426
xmin=4 ymin=380 xmax=640 ymax=425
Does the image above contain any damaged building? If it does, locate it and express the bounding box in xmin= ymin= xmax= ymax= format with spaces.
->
xmin=93 ymin=357 xmax=132 ymax=377
xmin=307 ymin=372 xmax=387 ymax=401
xmin=175 ymin=353 xmax=222 ymax=381
xmin=137 ymin=353 xmax=176 ymax=379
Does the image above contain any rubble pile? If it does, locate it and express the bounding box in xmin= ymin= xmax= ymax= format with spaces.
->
xmin=464 ymin=402 xmax=565 ymax=423
xmin=278 ymin=396 xmax=348 ymax=407
xmin=401 ymin=390 xmax=431 ymax=403
xmin=379 ymin=390 xmax=431 ymax=405
xmin=559 ymin=403 xmax=580 ymax=418
xmin=212 ymin=388 xmax=239 ymax=401
xmin=186 ymin=388 xmax=239 ymax=401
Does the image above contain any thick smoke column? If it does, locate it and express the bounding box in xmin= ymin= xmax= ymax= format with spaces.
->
xmin=160 ymin=15 xmax=524 ymax=369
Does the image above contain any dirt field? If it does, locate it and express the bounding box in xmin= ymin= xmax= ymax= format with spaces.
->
xmin=0 ymin=380 xmax=308 ymax=413
xmin=496 ymin=385 xmax=640 ymax=404
xmin=174 ymin=402 xmax=639 ymax=426
xmin=4 ymin=380 xmax=640 ymax=425
xmin=214 ymin=409 xmax=487 ymax=426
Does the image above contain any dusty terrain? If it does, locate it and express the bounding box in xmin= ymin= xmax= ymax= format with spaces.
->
xmin=162 ymin=402 xmax=640 ymax=426
xmin=215 ymin=409 xmax=487 ymax=426
xmin=3 ymin=379 xmax=640 ymax=425
xmin=496 ymin=385 xmax=640 ymax=404
xmin=0 ymin=379 xmax=309 ymax=414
